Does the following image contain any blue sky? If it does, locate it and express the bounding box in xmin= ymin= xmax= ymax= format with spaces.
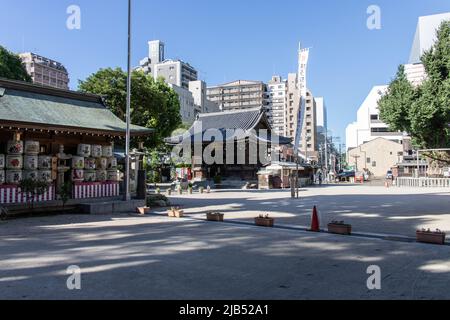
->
xmin=1 ymin=0 xmax=450 ymax=142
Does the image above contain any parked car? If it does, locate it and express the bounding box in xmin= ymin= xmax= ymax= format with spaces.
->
xmin=337 ymin=170 xmax=355 ymax=182
xmin=386 ymin=170 xmax=394 ymax=180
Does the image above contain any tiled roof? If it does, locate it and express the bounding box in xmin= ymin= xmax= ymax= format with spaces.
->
xmin=0 ymin=78 xmax=153 ymax=136
xmin=165 ymin=108 xmax=292 ymax=145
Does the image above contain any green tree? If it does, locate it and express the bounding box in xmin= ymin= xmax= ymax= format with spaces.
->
xmin=0 ymin=46 xmax=32 ymax=82
xmin=379 ymin=21 xmax=450 ymax=152
xmin=378 ymin=65 xmax=416 ymax=133
xmin=78 ymin=68 xmax=182 ymax=148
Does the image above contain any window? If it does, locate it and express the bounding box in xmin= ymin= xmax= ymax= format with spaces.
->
xmin=370 ymin=114 xmax=379 ymax=120
xmin=371 ymin=128 xmax=390 ymax=133
xmin=367 ymin=158 xmax=371 ymax=164
xmin=372 ymin=161 xmax=377 ymax=167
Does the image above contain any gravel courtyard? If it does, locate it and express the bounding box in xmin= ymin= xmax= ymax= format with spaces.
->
xmin=1 ymin=213 xmax=450 ymax=300
xmin=167 ymin=185 xmax=450 ymax=238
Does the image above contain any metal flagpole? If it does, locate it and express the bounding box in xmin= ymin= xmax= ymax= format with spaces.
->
xmin=124 ymin=0 xmax=132 ymax=201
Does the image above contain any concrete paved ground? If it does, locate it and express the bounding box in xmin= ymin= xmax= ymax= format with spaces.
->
xmin=167 ymin=185 xmax=450 ymax=238
xmin=1 ymin=213 xmax=450 ymax=300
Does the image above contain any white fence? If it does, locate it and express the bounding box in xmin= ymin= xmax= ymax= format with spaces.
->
xmin=396 ymin=177 xmax=450 ymax=188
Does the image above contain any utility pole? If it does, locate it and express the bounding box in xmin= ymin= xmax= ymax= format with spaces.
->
xmin=352 ymin=155 xmax=361 ymax=172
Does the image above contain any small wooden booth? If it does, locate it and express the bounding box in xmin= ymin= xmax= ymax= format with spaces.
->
xmin=0 ymin=79 xmax=152 ymax=205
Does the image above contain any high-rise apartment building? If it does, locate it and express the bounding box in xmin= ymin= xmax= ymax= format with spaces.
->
xmin=19 ymin=53 xmax=69 ymax=90
xmin=315 ymin=97 xmax=327 ymax=148
xmin=189 ymin=80 xmax=220 ymax=114
xmin=286 ymin=73 xmax=300 ymax=139
xmin=267 ymin=76 xmax=287 ymax=136
xmin=285 ymin=73 xmax=318 ymax=157
xmin=137 ymin=40 xmax=198 ymax=89
xmin=137 ymin=40 xmax=217 ymax=123
xmin=206 ymin=80 xmax=270 ymax=112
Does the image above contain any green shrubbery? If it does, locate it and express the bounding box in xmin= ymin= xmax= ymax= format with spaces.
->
xmin=147 ymin=194 xmax=171 ymax=207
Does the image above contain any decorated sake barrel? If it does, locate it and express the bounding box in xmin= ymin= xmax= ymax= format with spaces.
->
xmin=85 ymin=158 xmax=96 ymax=170
xmin=24 ymin=155 xmax=39 ymax=170
xmin=24 ymin=170 xmax=38 ymax=181
xmin=107 ymin=157 xmax=118 ymax=169
xmin=77 ymin=144 xmax=91 ymax=157
xmin=72 ymin=156 xmax=85 ymax=169
xmin=0 ymin=154 xmax=4 ymax=169
xmin=97 ymin=157 xmax=108 ymax=170
xmin=6 ymin=155 xmax=23 ymax=169
xmin=91 ymin=145 xmax=103 ymax=158
xmin=102 ymin=145 xmax=113 ymax=158
xmin=24 ymin=140 xmax=40 ymax=155
xmin=38 ymin=156 xmax=52 ymax=169
xmin=0 ymin=170 xmax=5 ymax=184
xmin=84 ymin=170 xmax=97 ymax=182
xmin=7 ymin=140 xmax=24 ymax=155
xmin=107 ymin=170 xmax=119 ymax=182
xmin=96 ymin=170 xmax=107 ymax=182
xmin=72 ymin=169 xmax=84 ymax=182
xmin=38 ymin=170 xmax=52 ymax=183
xmin=6 ymin=170 xmax=22 ymax=185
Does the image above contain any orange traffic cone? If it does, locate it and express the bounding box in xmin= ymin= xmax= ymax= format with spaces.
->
xmin=310 ymin=206 xmax=320 ymax=232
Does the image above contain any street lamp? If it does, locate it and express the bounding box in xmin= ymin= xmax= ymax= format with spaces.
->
xmin=124 ymin=0 xmax=132 ymax=202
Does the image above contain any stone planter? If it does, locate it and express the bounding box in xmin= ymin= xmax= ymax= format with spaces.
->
xmin=328 ymin=223 xmax=352 ymax=235
xmin=137 ymin=207 xmax=151 ymax=215
xmin=168 ymin=208 xmax=184 ymax=218
xmin=416 ymin=230 xmax=446 ymax=245
xmin=255 ymin=217 xmax=274 ymax=228
xmin=206 ymin=212 xmax=224 ymax=222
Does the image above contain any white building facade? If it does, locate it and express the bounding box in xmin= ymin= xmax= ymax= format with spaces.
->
xmin=267 ymin=76 xmax=287 ymax=136
xmin=404 ymin=12 xmax=450 ymax=87
xmin=346 ymin=12 xmax=450 ymax=152
xmin=346 ymin=86 xmax=405 ymax=151
xmin=137 ymin=40 xmax=218 ymax=123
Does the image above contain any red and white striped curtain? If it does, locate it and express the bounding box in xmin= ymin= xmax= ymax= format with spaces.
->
xmin=72 ymin=182 xmax=120 ymax=199
xmin=0 ymin=185 xmax=55 ymax=204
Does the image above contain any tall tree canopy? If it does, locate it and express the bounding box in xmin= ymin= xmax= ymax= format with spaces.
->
xmin=378 ymin=21 xmax=450 ymax=150
xmin=0 ymin=46 xmax=32 ymax=82
xmin=79 ymin=68 xmax=182 ymax=148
